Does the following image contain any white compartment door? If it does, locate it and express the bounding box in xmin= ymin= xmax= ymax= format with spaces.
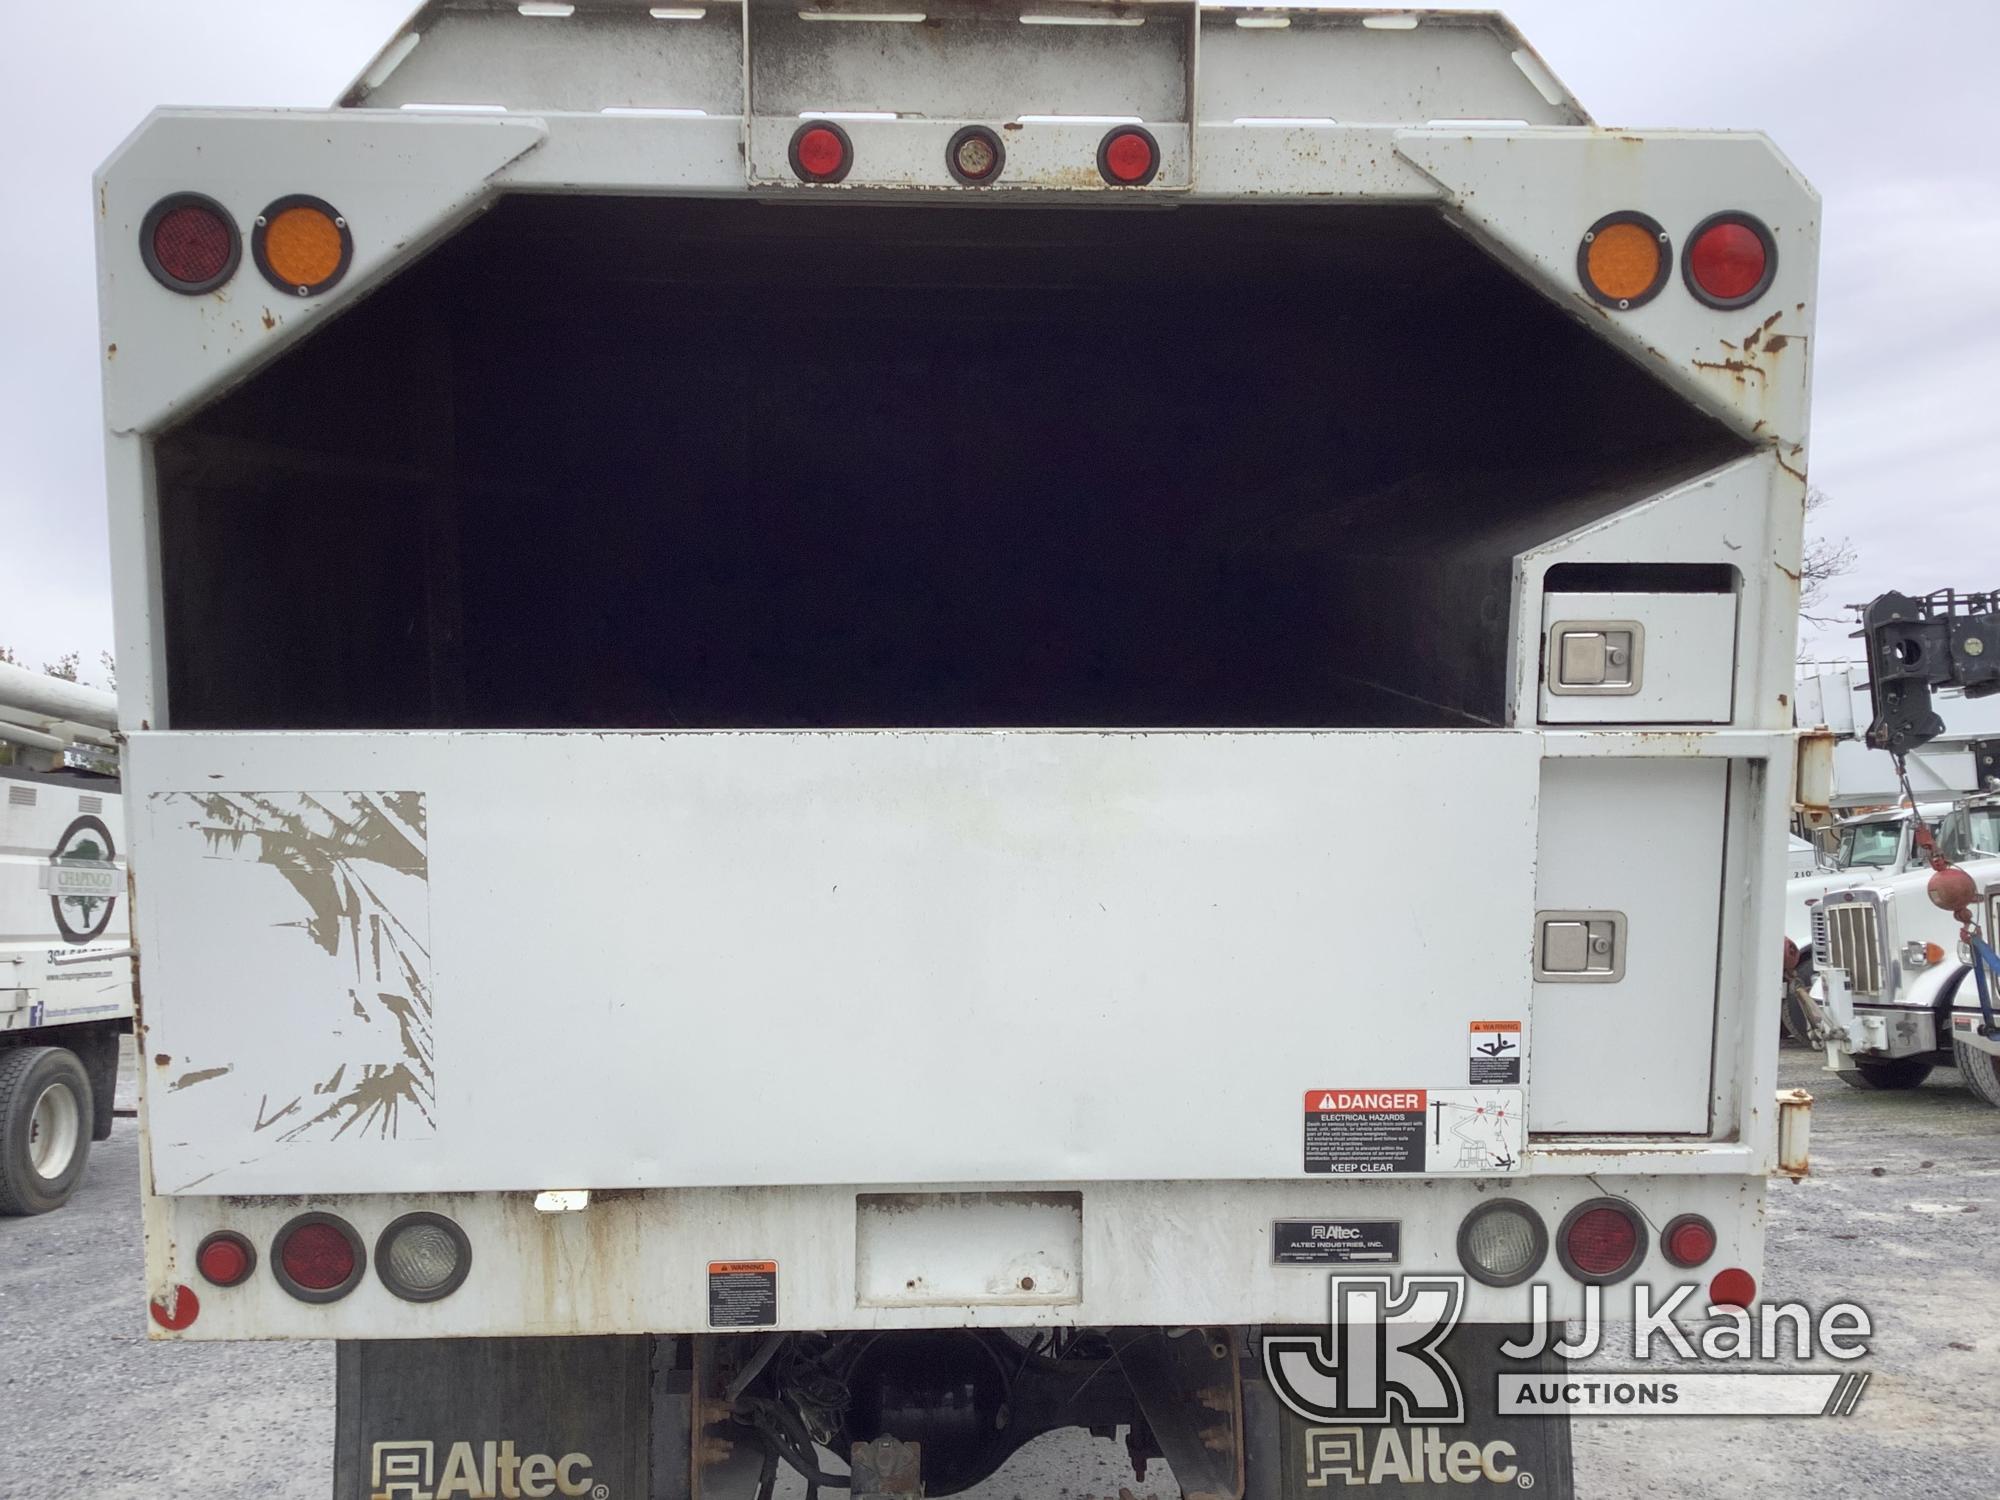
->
xmin=1529 ymin=757 xmax=1724 ymax=1133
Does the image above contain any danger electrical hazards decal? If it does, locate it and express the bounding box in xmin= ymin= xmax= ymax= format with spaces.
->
xmin=707 ymin=1261 xmax=778 ymax=1328
xmin=1468 ymin=1020 xmax=1523 ymax=1085
xmin=1302 ymin=1089 xmax=1524 ymax=1175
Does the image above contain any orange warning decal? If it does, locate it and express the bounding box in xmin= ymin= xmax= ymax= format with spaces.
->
xmin=1304 ymin=1090 xmax=1426 ymax=1113
xmin=1469 ymin=1020 xmax=1522 ymax=1034
xmin=709 ymin=1260 xmax=777 ymax=1275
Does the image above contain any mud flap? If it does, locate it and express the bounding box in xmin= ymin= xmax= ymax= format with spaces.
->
xmin=333 ymin=1336 xmax=689 ymax=1500
xmin=1244 ymin=1324 xmax=1573 ymax=1497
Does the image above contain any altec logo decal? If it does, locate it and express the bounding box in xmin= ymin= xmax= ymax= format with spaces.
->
xmin=1303 ymin=1427 xmax=1522 ymax=1488
xmin=369 ymin=1440 xmax=603 ymax=1500
xmin=1263 ymin=1275 xmax=1466 ymax=1425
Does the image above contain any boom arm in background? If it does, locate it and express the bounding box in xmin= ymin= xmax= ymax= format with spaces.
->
xmin=1862 ymin=590 xmax=2000 ymax=757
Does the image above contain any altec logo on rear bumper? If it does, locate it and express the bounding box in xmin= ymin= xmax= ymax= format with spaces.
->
xmin=369 ymin=1440 xmax=602 ymax=1500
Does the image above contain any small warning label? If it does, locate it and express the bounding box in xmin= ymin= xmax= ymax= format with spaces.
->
xmin=1303 ymin=1090 xmax=1427 ymax=1174
xmin=1468 ymin=1020 xmax=1524 ymax=1085
xmin=707 ymin=1261 xmax=778 ymax=1328
xmin=1273 ymin=1219 xmax=1402 ymax=1265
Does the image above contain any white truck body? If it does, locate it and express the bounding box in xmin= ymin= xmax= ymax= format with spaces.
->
xmin=99 ymin=0 xmax=1814 ymax=1408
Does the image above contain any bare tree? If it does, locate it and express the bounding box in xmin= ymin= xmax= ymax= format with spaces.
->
xmin=43 ymin=651 xmax=81 ymax=683
xmin=1800 ymin=486 xmax=1856 ymax=626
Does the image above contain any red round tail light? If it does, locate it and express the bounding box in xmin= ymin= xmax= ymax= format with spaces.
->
xmin=273 ymin=1212 xmax=366 ymax=1302
xmin=140 ymin=193 xmax=241 ymax=295
xmin=1098 ymin=126 xmax=1160 ymax=187
xmin=1557 ymin=1198 xmax=1647 ymax=1283
xmin=790 ymin=120 xmax=853 ymax=183
xmin=195 ymin=1230 xmax=257 ymax=1288
xmin=1683 ymin=212 xmax=1776 ymax=309
xmin=1661 ymin=1214 xmax=1718 ymax=1269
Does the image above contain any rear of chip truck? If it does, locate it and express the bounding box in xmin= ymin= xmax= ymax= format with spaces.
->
xmin=98 ymin=4 xmax=1816 ymax=1494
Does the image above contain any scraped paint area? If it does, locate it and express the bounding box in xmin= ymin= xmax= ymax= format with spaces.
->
xmin=149 ymin=792 xmax=434 ymax=1148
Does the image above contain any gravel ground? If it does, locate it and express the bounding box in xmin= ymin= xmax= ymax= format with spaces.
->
xmin=3 ymin=1045 xmax=1995 ymax=1498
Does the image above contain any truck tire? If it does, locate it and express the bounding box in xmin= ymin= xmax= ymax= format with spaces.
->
xmin=1834 ymin=1057 xmax=1933 ymax=1091
xmin=1952 ymin=1033 xmax=2000 ymax=1109
xmin=0 ymin=1047 xmax=95 ymax=1215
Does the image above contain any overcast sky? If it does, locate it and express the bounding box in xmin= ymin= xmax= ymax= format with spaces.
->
xmin=3 ymin=0 xmax=1995 ymax=686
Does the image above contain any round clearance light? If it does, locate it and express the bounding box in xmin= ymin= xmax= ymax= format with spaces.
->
xmin=195 ymin=1230 xmax=257 ymax=1288
xmin=251 ymin=195 xmax=354 ymax=298
xmin=1684 ymin=212 xmax=1777 ymax=309
xmin=947 ymin=125 xmax=1005 ymax=186
xmin=140 ymin=193 xmax=241 ymax=295
xmin=1709 ymin=1267 xmax=1757 ymax=1308
xmin=273 ymin=1211 xmax=366 ymax=1303
xmin=1098 ymin=125 xmax=1160 ymax=187
xmin=790 ymin=120 xmax=854 ymax=184
xmin=1457 ymin=1199 xmax=1549 ymax=1287
xmin=1661 ymin=1214 xmax=1718 ymax=1270
xmin=149 ymin=1284 xmax=201 ymax=1331
xmin=375 ymin=1212 xmax=473 ymax=1303
xmin=1578 ymin=211 xmax=1671 ymax=310
xmin=1557 ymin=1197 xmax=1648 ymax=1284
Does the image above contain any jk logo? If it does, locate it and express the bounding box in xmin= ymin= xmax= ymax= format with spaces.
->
xmin=1264 ymin=1275 xmax=1467 ymax=1426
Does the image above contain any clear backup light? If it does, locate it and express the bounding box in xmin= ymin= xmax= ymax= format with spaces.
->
xmin=376 ymin=1212 xmax=473 ymax=1302
xmin=1457 ymin=1199 xmax=1548 ymax=1286
xmin=947 ymin=125 xmax=1005 ymax=186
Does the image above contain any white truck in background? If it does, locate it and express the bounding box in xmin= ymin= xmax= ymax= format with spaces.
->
xmin=0 ymin=661 xmax=134 ymax=1214
xmin=1804 ymin=589 xmax=2000 ymax=1103
xmin=1807 ymin=793 xmax=2000 ymax=1099
xmin=99 ymin=5 xmax=1818 ymax=1494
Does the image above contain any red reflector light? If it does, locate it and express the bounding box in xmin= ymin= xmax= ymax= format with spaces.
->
xmin=1098 ymin=126 xmax=1160 ymax=186
xmin=1558 ymin=1198 xmax=1647 ymax=1283
xmin=140 ymin=193 xmax=240 ymax=295
xmin=274 ymin=1213 xmax=365 ymax=1301
xmin=150 ymin=1284 xmax=201 ymax=1330
xmin=1710 ymin=1267 xmax=1757 ymax=1308
xmin=1684 ymin=213 xmax=1775 ymax=308
xmin=1661 ymin=1214 xmax=1718 ymax=1269
xmin=790 ymin=121 xmax=853 ymax=183
xmin=195 ymin=1231 xmax=256 ymax=1288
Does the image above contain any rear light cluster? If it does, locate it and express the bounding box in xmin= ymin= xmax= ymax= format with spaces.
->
xmin=1456 ymin=1197 xmax=1753 ymax=1305
xmin=788 ymin=120 xmax=1159 ymax=188
xmin=139 ymin=192 xmax=352 ymax=298
xmin=1578 ymin=209 xmax=1777 ymax=312
xmin=152 ymin=1209 xmax=472 ymax=1327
